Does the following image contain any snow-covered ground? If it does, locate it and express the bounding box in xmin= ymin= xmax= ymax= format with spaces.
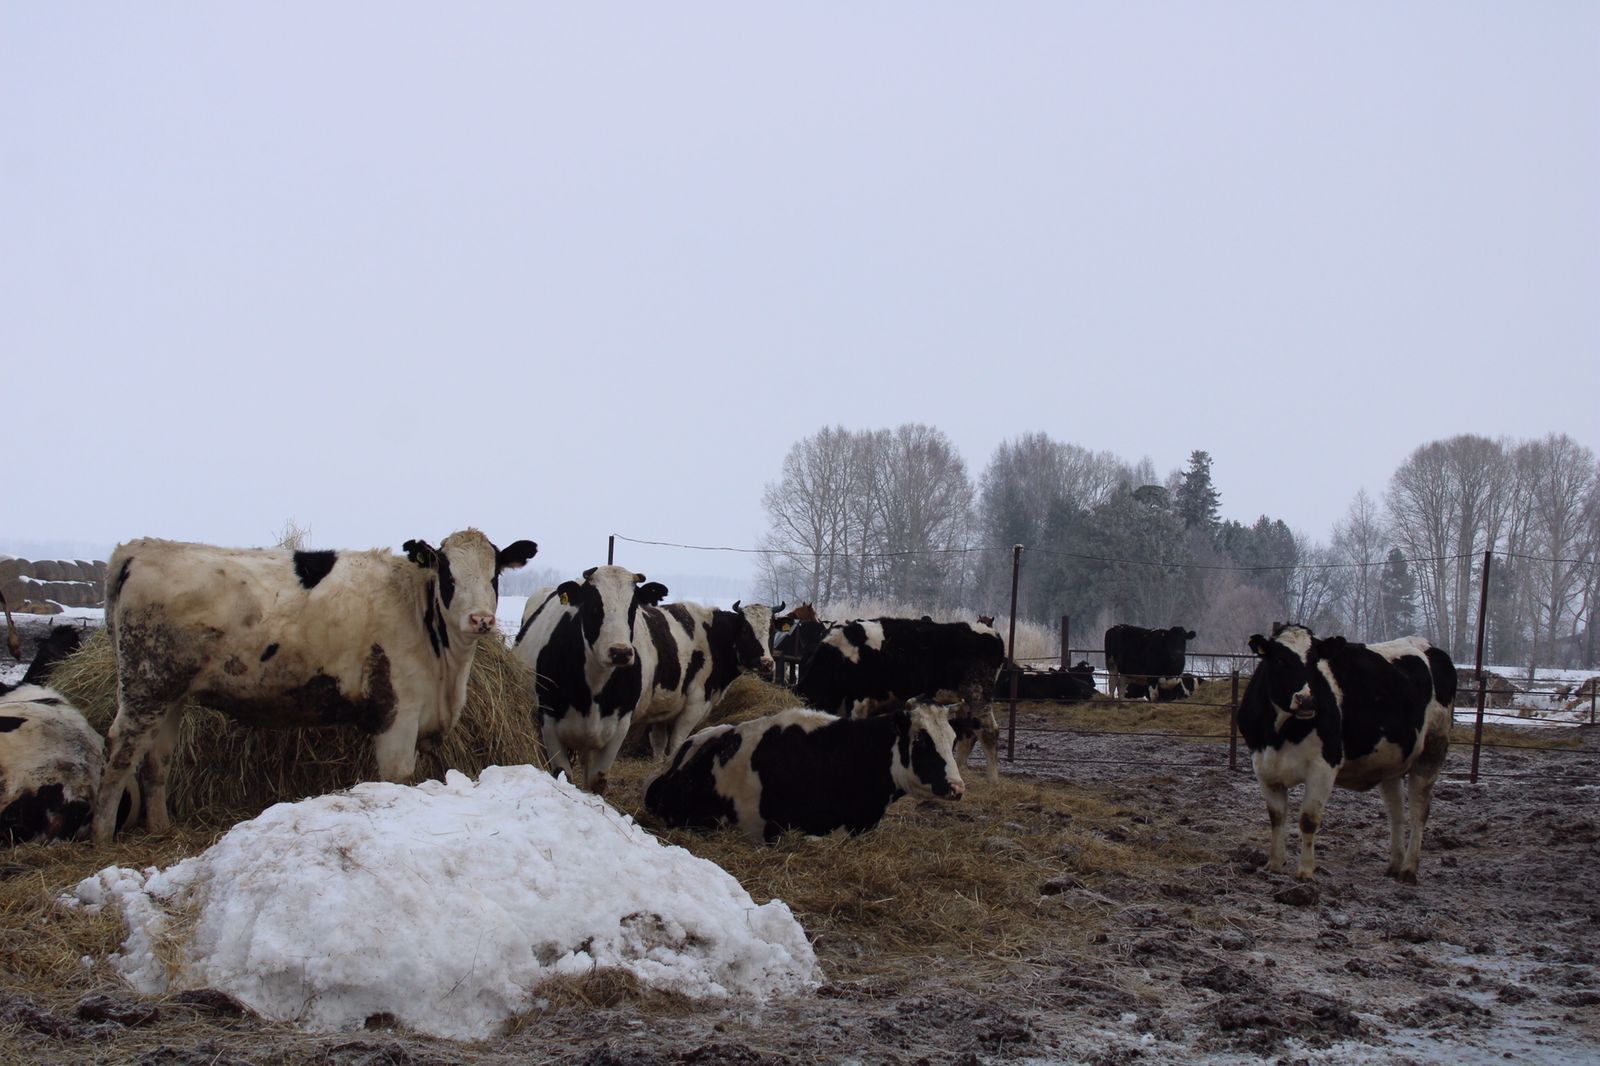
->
xmin=67 ymin=766 xmax=821 ymax=1040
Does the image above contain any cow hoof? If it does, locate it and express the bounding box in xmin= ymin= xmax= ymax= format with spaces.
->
xmin=590 ymin=773 xmax=609 ymax=797
xmin=1398 ymin=869 xmax=1419 ymax=885
xmin=1295 ymin=869 xmax=1317 ymax=881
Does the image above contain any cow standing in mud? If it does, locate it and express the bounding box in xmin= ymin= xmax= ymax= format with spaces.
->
xmin=1238 ymin=623 xmax=1454 ymax=882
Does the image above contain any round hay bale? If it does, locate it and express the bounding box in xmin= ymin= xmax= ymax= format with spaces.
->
xmin=0 ymin=577 xmax=26 ymax=607
xmin=0 ymin=558 xmax=32 ymax=583
xmin=54 ymin=561 xmax=84 ymax=582
xmin=32 ymin=560 xmax=62 ymax=582
xmin=49 ymin=631 xmax=547 ymax=827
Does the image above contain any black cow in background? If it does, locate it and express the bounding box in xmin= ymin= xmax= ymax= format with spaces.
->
xmin=994 ymin=661 xmax=1098 ymax=702
xmin=1105 ymin=624 xmax=1196 ymax=700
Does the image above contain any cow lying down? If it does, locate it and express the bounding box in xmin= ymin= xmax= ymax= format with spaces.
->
xmin=1 ymin=626 xmax=133 ymax=844
xmin=644 ymin=702 xmax=969 ymax=842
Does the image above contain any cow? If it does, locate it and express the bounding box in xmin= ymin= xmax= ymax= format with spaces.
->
xmin=794 ymin=617 xmax=1005 ymax=783
xmin=994 ymin=661 xmax=1098 ymax=702
xmin=1455 ymin=668 xmax=1516 ymax=710
xmin=91 ymin=530 xmax=537 ymax=843
xmin=634 ymin=599 xmax=783 ymax=759
xmin=1104 ymin=624 xmax=1196 ymax=701
xmin=643 ymin=702 xmax=967 ymax=841
xmin=2 ymin=589 xmax=19 ymax=660
xmin=772 ymin=603 xmax=827 ymax=687
xmin=2 ymin=625 xmax=134 ymax=843
xmin=512 ymin=567 xmax=667 ymax=795
xmin=1150 ymin=673 xmax=1200 ymax=703
xmin=1238 ymin=623 xmax=1455 ymax=882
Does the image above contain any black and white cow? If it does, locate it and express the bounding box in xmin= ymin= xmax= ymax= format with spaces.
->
xmin=512 ymin=567 xmax=666 ymax=795
xmin=1238 ymin=623 xmax=1455 ymax=882
xmin=643 ymin=702 xmax=967 ymax=841
xmin=634 ymin=599 xmax=782 ymax=759
xmin=771 ymin=603 xmax=827 ymax=687
xmin=1104 ymin=624 xmax=1196 ymax=700
xmin=2 ymin=626 xmax=132 ymax=843
xmin=1150 ymin=673 xmax=1200 ymax=703
xmin=93 ymin=530 xmax=537 ymax=843
xmin=794 ymin=617 xmax=1006 ymax=783
xmin=994 ymin=661 xmax=1098 ymax=702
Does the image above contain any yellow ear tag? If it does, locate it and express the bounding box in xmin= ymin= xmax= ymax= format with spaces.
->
xmin=781 ymin=624 xmax=792 ymax=632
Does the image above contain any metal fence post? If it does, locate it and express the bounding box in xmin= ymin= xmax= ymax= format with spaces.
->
xmin=1469 ymin=551 xmax=1493 ymax=785
xmin=1006 ymin=544 xmax=1023 ymax=763
xmin=1060 ymin=614 xmax=1070 ymax=670
xmin=607 ymin=535 xmax=615 ymax=565
xmin=1229 ymin=669 xmax=1239 ymax=771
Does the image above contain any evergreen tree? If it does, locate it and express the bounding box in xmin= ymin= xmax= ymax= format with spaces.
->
xmin=1175 ymin=450 xmax=1221 ymax=531
xmin=1377 ymin=547 xmax=1418 ymax=639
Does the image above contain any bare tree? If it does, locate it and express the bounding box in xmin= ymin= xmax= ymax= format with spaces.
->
xmin=1330 ymin=489 xmax=1387 ymax=640
xmin=859 ymin=424 xmax=974 ymax=605
xmin=760 ymin=426 xmax=868 ymax=604
xmin=1515 ymin=433 xmax=1599 ymax=671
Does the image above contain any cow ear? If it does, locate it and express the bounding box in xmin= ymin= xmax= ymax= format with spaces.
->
xmin=403 ymin=540 xmax=437 ymax=569
xmin=1248 ymin=634 xmax=1268 ymax=657
xmin=1186 ymin=629 xmax=1197 ymax=640
xmin=496 ymin=540 xmax=538 ymax=572
xmin=634 ymin=572 xmax=647 ymax=583
xmin=557 ymin=580 xmax=582 ymax=606
xmin=638 ymin=582 xmax=669 ymax=606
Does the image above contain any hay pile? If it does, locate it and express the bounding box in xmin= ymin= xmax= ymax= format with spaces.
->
xmin=47 ymin=629 xmax=545 ymax=827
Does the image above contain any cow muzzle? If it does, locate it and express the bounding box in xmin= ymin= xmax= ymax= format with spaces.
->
xmin=1290 ymin=689 xmax=1316 ymax=718
xmin=607 ymin=644 xmax=635 ymax=667
xmin=946 ymin=777 xmax=965 ymax=800
xmin=467 ymin=612 xmax=497 ymax=635
xmin=758 ymin=656 xmax=774 ymax=679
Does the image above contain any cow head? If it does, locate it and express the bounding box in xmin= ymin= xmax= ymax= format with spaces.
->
xmin=977 ymin=615 xmax=996 ymax=628
xmin=731 ymin=599 xmax=783 ymax=679
xmin=890 ymin=702 xmax=965 ymax=801
xmin=404 ymin=530 xmax=537 ymax=638
xmin=1247 ymin=623 xmax=1318 ymax=718
xmin=556 ymin=566 xmax=665 ymax=669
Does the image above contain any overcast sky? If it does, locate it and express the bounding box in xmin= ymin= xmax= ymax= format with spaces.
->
xmin=4 ymin=4 xmax=1596 ymax=589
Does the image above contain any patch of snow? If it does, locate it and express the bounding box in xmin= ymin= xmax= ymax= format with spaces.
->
xmin=68 ymin=766 xmax=821 ymax=1040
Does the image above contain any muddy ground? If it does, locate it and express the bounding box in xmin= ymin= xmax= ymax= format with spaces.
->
xmin=2 ymin=708 xmax=1596 ymax=1065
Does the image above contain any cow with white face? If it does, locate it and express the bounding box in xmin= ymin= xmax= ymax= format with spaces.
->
xmin=1239 ymin=623 xmax=1454 ymax=882
xmin=92 ymin=529 xmax=537 ymax=843
xmin=512 ymin=566 xmax=666 ymax=795
xmin=644 ymin=702 xmax=966 ymax=841
xmin=634 ymin=598 xmax=782 ymax=759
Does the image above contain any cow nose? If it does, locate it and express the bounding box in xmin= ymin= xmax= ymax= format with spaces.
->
xmin=468 ymin=612 xmax=496 ymax=634
xmin=759 ymin=656 xmax=774 ymax=677
xmin=1291 ymin=689 xmax=1315 ymax=711
xmin=948 ymin=777 xmax=965 ymax=800
xmin=608 ymin=645 xmax=635 ymax=666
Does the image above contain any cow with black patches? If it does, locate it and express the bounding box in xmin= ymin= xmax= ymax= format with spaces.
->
xmin=634 ymin=598 xmax=783 ymax=759
xmin=2 ymin=625 xmax=134 ymax=843
xmin=512 ymin=566 xmax=667 ymax=794
xmin=92 ymin=529 xmax=536 ymax=843
xmin=771 ymin=603 xmax=827 ymax=687
xmin=643 ymin=701 xmax=966 ymax=841
xmin=794 ymin=617 xmax=1006 ymax=783
xmin=1104 ymin=624 xmax=1196 ymax=700
xmin=994 ymin=661 xmax=1099 ymax=702
xmin=1151 ymin=673 xmax=1200 ymax=703
xmin=1239 ymin=622 xmax=1455 ymax=882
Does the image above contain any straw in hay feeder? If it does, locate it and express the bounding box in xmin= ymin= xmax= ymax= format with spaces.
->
xmin=48 ymin=629 xmax=546 ymax=828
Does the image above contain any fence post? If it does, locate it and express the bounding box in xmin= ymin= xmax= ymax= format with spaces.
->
xmin=1060 ymin=614 xmax=1070 ymax=669
xmin=1469 ymin=551 xmax=1493 ymax=785
xmin=607 ymin=535 xmax=615 ymax=565
xmin=1006 ymin=544 xmax=1023 ymax=763
xmin=1229 ymin=669 xmax=1239 ymax=771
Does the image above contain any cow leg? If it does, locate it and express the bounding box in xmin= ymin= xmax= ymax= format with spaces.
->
xmin=1378 ymin=776 xmax=1407 ymax=877
xmin=1295 ymin=765 xmax=1336 ymax=880
xmin=960 ymin=684 xmax=1001 ymax=784
xmin=371 ymin=714 xmax=420 ymax=783
xmin=539 ymin=716 xmax=581 ymax=788
xmin=93 ymin=692 xmax=169 ymax=844
xmin=648 ymin=723 xmax=673 ymax=761
xmin=1398 ymin=729 xmax=1450 ymax=883
xmin=663 ymin=706 xmax=707 ymax=764
xmin=1261 ymin=782 xmax=1290 ymax=873
xmin=587 ymin=714 xmax=634 ymax=797
xmin=137 ymin=705 xmax=185 ymax=834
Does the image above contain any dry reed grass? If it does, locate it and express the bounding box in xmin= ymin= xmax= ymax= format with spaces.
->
xmin=46 ymin=627 xmax=545 ymax=828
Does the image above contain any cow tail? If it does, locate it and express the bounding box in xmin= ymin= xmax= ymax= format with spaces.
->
xmin=1424 ymin=645 xmax=1457 ymax=708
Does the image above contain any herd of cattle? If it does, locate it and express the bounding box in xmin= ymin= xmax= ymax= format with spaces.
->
xmin=0 ymin=529 xmax=1482 ymax=885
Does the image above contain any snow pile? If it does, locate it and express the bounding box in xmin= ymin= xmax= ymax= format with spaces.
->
xmin=69 ymin=766 xmax=821 ymax=1040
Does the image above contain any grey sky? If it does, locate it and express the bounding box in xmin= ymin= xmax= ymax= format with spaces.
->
xmin=4 ymin=4 xmax=1596 ymax=588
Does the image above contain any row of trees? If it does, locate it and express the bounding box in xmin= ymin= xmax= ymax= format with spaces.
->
xmin=758 ymin=426 xmax=1600 ymax=668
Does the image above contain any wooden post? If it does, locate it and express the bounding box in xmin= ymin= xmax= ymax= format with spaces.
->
xmin=607 ymin=535 xmax=615 ymax=565
xmin=1469 ymin=551 xmax=1493 ymax=784
xmin=1006 ymin=545 xmax=1023 ymax=763
xmin=1060 ymin=614 xmax=1070 ymax=669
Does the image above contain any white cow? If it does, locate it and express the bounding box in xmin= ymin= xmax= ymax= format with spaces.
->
xmin=93 ymin=529 xmax=536 ymax=842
